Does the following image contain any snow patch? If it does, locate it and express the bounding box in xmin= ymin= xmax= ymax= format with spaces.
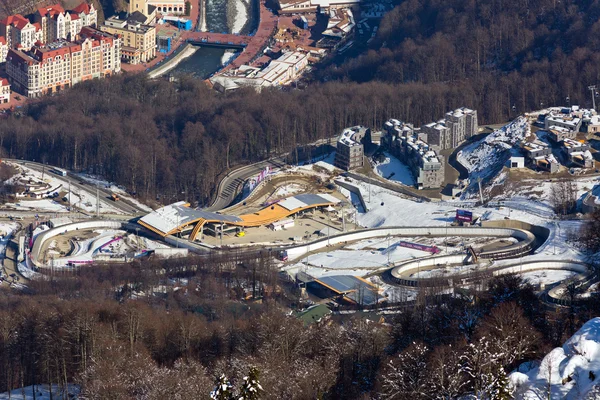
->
xmin=511 ymin=318 xmax=600 ymax=399
xmin=373 ymin=152 xmax=416 ymax=186
xmin=457 ymin=117 xmax=530 ymax=197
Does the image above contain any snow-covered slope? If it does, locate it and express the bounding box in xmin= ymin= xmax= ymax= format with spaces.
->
xmin=0 ymin=384 xmax=79 ymax=400
xmin=457 ymin=117 xmax=530 ymax=196
xmin=510 ymin=318 xmax=600 ymax=399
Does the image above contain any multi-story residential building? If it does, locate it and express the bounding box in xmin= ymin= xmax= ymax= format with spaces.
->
xmin=71 ymin=2 xmax=98 ymax=28
xmin=335 ymin=125 xmax=370 ymax=170
xmin=0 ymin=14 xmax=42 ymax=51
xmin=399 ymin=134 xmax=444 ymax=189
xmin=544 ymin=109 xmax=583 ymax=133
xmin=35 ymin=3 xmax=97 ymax=43
xmin=383 ymin=119 xmax=444 ymax=189
xmin=0 ymin=3 xmax=95 ymax=53
xmin=0 ymin=36 xmax=8 ymax=63
xmin=0 ymin=78 xmax=10 ymax=103
xmin=101 ymin=14 xmax=156 ymax=64
xmin=562 ymin=138 xmax=593 ymax=168
xmin=6 ymin=28 xmax=120 ymax=97
xmin=547 ymin=125 xmax=576 ymax=142
xmin=521 ymin=140 xmax=559 ymax=173
xmin=422 ymin=108 xmax=478 ymax=151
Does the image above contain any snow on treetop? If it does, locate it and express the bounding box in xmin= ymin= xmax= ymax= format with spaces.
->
xmin=510 ymin=317 xmax=600 ymax=398
xmin=563 ymin=317 xmax=600 ymax=360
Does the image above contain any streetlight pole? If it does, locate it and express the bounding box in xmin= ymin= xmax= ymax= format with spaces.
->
xmin=387 ymin=234 xmax=391 ymax=265
xmin=445 ymin=213 xmax=449 ymax=254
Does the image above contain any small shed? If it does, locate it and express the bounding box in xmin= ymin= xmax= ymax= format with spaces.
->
xmin=269 ymin=218 xmax=295 ymax=231
xmin=508 ymin=156 xmax=525 ymax=169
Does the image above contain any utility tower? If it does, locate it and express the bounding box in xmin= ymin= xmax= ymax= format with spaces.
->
xmin=588 ymin=85 xmax=598 ymax=110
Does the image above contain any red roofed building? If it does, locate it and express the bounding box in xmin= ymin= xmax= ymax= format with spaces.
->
xmin=7 ymin=28 xmax=121 ymax=98
xmin=35 ymin=4 xmax=85 ymax=43
xmin=70 ymin=2 xmax=97 ymax=29
xmin=0 ymin=78 xmax=9 ymax=103
xmin=0 ymin=14 xmax=42 ymax=50
xmin=0 ymin=36 xmax=7 ymax=63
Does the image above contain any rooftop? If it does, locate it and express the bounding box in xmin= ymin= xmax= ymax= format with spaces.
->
xmin=338 ymin=125 xmax=367 ymax=147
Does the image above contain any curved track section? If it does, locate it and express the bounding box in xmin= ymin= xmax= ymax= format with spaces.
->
xmin=283 ymin=226 xmax=536 ymax=261
xmin=386 ymin=257 xmax=596 ymax=306
xmin=29 ymin=220 xmax=123 ymax=268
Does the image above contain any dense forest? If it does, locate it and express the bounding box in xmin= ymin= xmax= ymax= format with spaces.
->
xmin=0 ymin=0 xmax=599 ymax=397
xmin=0 ymin=77 xmax=478 ymax=205
xmin=324 ymin=0 xmax=600 ymax=116
xmin=0 ymin=243 xmax=599 ymax=399
xmin=1 ymin=0 xmax=600 ymax=204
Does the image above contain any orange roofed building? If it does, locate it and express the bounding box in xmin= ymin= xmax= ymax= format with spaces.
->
xmin=0 ymin=14 xmax=43 ymax=51
xmin=34 ymin=3 xmax=97 ymax=44
xmin=0 ymin=78 xmax=9 ymax=103
xmin=6 ymin=27 xmax=121 ymax=97
xmin=0 ymin=36 xmax=8 ymax=63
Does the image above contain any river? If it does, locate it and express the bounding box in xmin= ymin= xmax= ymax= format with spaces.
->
xmin=170 ymin=47 xmax=234 ymax=79
xmin=168 ymin=0 xmax=257 ymax=78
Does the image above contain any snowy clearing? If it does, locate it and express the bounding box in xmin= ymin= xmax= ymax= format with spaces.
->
xmin=518 ymin=270 xmax=578 ymax=287
xmin=6 ymin=163 xmax=124 ymax=214
xmin=0 ymin=384 xmax=79 ymax=400
xmin=373 ymin=152 xmax=415 ymax=186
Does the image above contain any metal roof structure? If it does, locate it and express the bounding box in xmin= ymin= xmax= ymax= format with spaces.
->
xmin=315 ymin=275 xmax=380 ymax=306
xmin=138 ymin=193 xmax=340 ymax=238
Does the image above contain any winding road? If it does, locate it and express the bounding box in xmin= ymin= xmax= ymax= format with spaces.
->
xmin=8 ymin=160 xmax=149 ymax=215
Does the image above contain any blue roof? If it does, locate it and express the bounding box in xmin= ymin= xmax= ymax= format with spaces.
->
xmin=316 ymin=275 xmax=379 ymax=306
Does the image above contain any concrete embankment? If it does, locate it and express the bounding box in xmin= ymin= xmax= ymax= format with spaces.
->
xmin=200 ymin=0 xmax=207 ymax=31
xmin=147 ymin=44 xmax=199 ymax=79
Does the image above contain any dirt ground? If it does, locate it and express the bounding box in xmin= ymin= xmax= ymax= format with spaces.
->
xmin=199 ymin=210 xmax=358 ymax=247
xmin=39 ymin=229 xmax=99 ymax=263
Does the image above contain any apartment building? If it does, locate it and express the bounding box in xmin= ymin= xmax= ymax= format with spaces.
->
xmin=71 ymin=2 xmax=98 ymax=27
xmin=0 ymin=14 xmax=42 ymax=50
xmin=0 ymin=78 xmax=10 ymax=103
xmin=547 ymin=126 xmax=576 ymax=142
xmin=521 ymin=140 xmax=559 ymax=173
xmin=421 ymin=108 xmax=478 ymax=151
xmin=101 ymin=14 xmax=156 ymax=64
xmin=0 ymin=3 xmax=95 ymax=52
xmin=544 ymin=108 xmax=583 ymax=133
xmin=335 ymin=125 xmax=370 ymax=170
xmin=383 ymin=119 xmax=444 ymax=189
xmin=0 ymin=36 xmax=8 ymax=63
xmin=6 ymin=28 xmax=120 ymax=97
xmin=562 ymin=138 xmax=593 ymax=168
xmin=35 ymin=3 xmax=97 ymax=43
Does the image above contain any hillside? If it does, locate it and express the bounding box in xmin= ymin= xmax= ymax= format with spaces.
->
xmin=511 ymin=318 xmax=600 ymax=399
xmin=320 ymin=0 xmax=600 ymax=123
